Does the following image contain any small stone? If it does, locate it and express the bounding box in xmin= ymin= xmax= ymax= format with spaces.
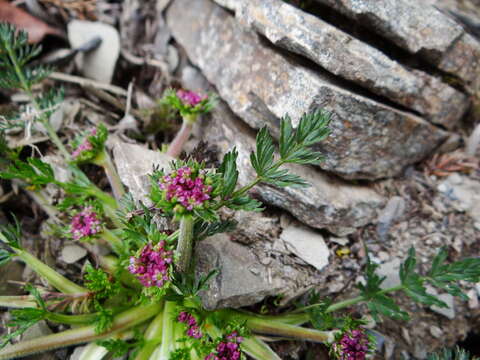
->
xmin=468 ymin=289 xmax=479 ymax=309
xmin=377 ymin=259 xmax=401 ymax=289
xmin=413 ymin=341 xmax=428 ymax=359
xmin=384 ymin=337 xmax=395 ymax=359
xmin=329 ymin=236 xmax=349 ymax=246
xmin=429 ymin=325 xmax=443 ymax=339
xmin=401 ymin=328 xmax=412 ymax=345
xmin=431 ymin=293 xmax=455 ymax=319
xmin=280 ymin=224 xmax=330 ymax=271
xmin=61 ymin=245 xmax=87 ymax=264
xmin=22 ymin=321 xmax=51 ymax=341
xmin=376 ymin=196 xmax=406 ymax=241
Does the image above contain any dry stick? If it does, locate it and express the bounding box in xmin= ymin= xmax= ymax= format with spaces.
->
xmin=49 ymin=72 xmax=128 ymax=97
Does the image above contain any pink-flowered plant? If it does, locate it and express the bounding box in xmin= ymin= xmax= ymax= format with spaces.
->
xmin=72 ymin=128 xmax=96 ymax=158
xmin=128 ymin=242 xmax=173 ymax=288
xmin=332 ymin=329 xmax=370 ymax=360
xmin=158 ymin=166 xmax=212 ymax=212
xmin=178 ymin=311 xmax=203 ymax=339
xmin=176 ymin=90 xmax=206 ymax=107
xmin=70 ymin=206 xmax=102 ymax=241
xmin=205 ymin=332 xmax=244 ymax=360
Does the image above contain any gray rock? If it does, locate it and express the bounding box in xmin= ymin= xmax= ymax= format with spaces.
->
xmin=218 ymin=0 xmax=468 ymax=127
xmin=112 ymin=140 xmax=173 ymax=206
xmin=431 ymin=293 xmax=455 ymax=319
xmin=437 ymin=174 xmax=480 ymax=223
xmin=167 ymin=0 xmax=448 ymax=180
xmin=312 ymin=0 xmax=480 ymax=92
xmin=376 ymin=258 xmax=401 ymax=289
xmin=199 ymin=101 xmax=385 ymax=235
xmin=376 ymin=196 xmax=406 ymax=240
xmin=195 ymin=234 xmax=286 ymax=309
xmin=22 ymin=321 xmax=52 ymax=341
xmin=429 ymin=325 xmax=443 ymax=339
xmin=230 ymin=210 xmax=280 ymax=245
xmin=61 ymin=245 xmax=87 ymax=264
xmin=280 ymin=224 xmax=330 ymax=270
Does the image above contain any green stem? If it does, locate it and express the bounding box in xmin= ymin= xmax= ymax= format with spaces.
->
xmin=0 ymin=302 xmax=162 ymax=360
xmin=46 ymin=312 xmax=98 ymax=325
xmin=101 ymin=229 xmax=123 ymax=255
xmin=0 ymin=231 xmax=87 ymax=294
xmin=175 ymin=216 xmax=194 ymax=273
xmin=75 ymin=342 xmax=109 ymax=360
xmin=0 ymin=295 xmax=36 ymax=308
xmin=93 ymin=150 xmax=125 ymax=201
xmin=42 ymin=119 xmax=71 ymax=160
xmin=245 ymin=317 xmax=335 ymax=343
xmin=242 ymin=337 xmax=282 ymax=360
xmin=157 ymin=301 xmax=176 ymax=360
xmin=134 ymin=310 xmax=164 ymax=360
xmin=324 ymin=284 xmax=405 ymax=313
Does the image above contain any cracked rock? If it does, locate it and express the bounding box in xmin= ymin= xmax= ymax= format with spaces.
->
xmin=218 ymin=0 xmax=468 ymax=128
xmin=199 ymin=100 xmax=385 ymax=235
xmin=167 ymin=0 xmax=448 ymax=180
xmin=312 ymin=0 xmax=480 ymax=92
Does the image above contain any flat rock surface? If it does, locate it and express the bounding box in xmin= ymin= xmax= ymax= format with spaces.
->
xmin=167 ymin=0 xmax=448 ymax=180
xmin=199 ymin=100 xmax=385 ymax=235
xmin=220 ymin=0 xmax=468 ymax=127
xmin=312 ymin=0 xmax=480 ymax=92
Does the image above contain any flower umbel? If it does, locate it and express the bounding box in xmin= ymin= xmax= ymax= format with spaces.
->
xmin=178 ymin=311 xmax=203 ymax=339
xmin=177 ymin=90 xmax=206 ymax=107
xmin=205 ymin=332 xmax=244 ymax=360
xmin=70 ymin=206 xmax=102 ymax=240
xmin=72 ymin=128 xmax=96 ymax=158
xmin=128 ymin=242 xmax=173 ymax=288
xmin=332 ymin=328 xmax=370 ymax=360
xmin=158 ymin=166 xmax=212 ymax=213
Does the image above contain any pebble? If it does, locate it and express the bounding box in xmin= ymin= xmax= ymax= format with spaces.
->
xmin=61 ymin=245 xmax=87 ymax=264
xmin=429 ymin=325 xmax=443 ymax=338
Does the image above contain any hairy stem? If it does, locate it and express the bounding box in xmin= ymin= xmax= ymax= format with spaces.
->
xmin=93 ymin=150 xmax=125 ymax=201
xmin=0 ymin=302 xmax=162 ymax=360
xmin=134 ymin=310 xmax=164 ymax=360
xmin=175 ymin=216 xmax=194 ymax=273
xmin=166 ymin=121 xmax=193 ymax=158
xmin=101 ymin=229 xmax=123 ymax=255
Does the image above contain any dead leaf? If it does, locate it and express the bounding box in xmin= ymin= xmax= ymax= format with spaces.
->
xmin=0 ymin=0 xmax=61 ymax=43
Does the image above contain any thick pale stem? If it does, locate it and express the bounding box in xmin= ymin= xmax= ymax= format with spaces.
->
xmin=0 ymin=295 xmax=36 ymax=308
xmin=175 ymin=216 xmax=194 ymax=273
xmin=0 ymin=303 xmax=162 ymax=360
xmin=78 ymin=331 xmax=134 ymax=360
xmin=156 ymin=301 xmax=176 ymax=360
xmin=0 ymin=229 xmax=87 ymax=294
xmin=242 ymin=337 xmax=282 ymax=360
xmin=46 ymin=312 xmax=98 ymax=325
xmin=101 ymin=229 xmax=123 ymax=255
xmin=93 ymin=150 xmax=125 ymax=201
xmin=134 ymin=310 xmax=164 ymax=360
xmin=166 ymin=121 xmax=193 ymax=158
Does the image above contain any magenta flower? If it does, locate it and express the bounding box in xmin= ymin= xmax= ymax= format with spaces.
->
xmin=128 ymin=242 xmax=173 ymax=288
xmin=72 ymin=128 xmax=97 ymax=158
xmin=177 ymin=89 xmax=206 ymax=107
xmin=204 ymin=332 xmax=244 ymax=360
xmin=159 ymin=166 xmax=212 ymax=212
xmin=178 ymin=311 xmax=203 ymax=339
xmin=332 ymin=329 xmax=370 ymax=360
xmin=70 ymin=206 xmax=102 ymax=240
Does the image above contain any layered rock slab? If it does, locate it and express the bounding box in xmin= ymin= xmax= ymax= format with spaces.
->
xmin=167 ymin=0 xmax=447 ymax=180
xmin=312 ymin=0 xmax=480 ymax=93
xmin=198 ymin=100 xmax=385 ymax=236
xmin=214 ymin=0 xmax=468 ymax=128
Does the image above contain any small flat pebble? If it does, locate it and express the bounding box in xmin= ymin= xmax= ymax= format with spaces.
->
xmin=61 ymin=244 xmax=87 ymax=264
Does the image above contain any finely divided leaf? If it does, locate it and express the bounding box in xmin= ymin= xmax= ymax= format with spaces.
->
xmin=219 ymin=148 xmax=239 ymax=198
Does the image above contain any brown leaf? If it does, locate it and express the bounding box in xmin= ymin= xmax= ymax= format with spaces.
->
xmin=0 ymin=0 xmax=61 ymax=43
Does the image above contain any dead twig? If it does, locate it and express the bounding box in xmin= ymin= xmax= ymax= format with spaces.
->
xmin=49 ymin=71 xmax=128 ymax=96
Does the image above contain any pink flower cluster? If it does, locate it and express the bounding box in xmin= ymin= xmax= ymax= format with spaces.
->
xmin=159 ymin=166 xmax=212 ymax=211
xmin=205 ymin=332 xmax=244 ymax=360
xmin=333 ymin=329 xmax=370 ymax=360
xmin=72 ymin=128 xmax=97 ymax=158
xmin=177 ymin=89 xmax=206 ymax=107
xmin=178 ymin=311 xmax=202 ymax=339
xmin=128 ymin=242 xmax=173 ymax=288
xmin=71 ymin=206 xmax=102 ymax=240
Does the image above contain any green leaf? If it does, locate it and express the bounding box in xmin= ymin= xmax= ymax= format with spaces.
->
xmin=0 ymin=217 xmax=22 ymax=249
xmin=0 ymin=305 xmax=46 ymax=350
xmin=227 ymin=196 xmax=264 ymax=212
xmin=427 ymin=347 xmax=477 ymax=360
xmin=367 ymin=293 xmax=409 ymax=321
xmin=194 ymin=219 xmax=237 ymax=241
xmin=84 ymin=264 xmax=120 ymax=300
xmin=250 ymin=127 xmax=275 ymax=177
xmin=0 ymin=157 xmax=56 ymax=188
xmin=0 ymin=249 xmax=13 ymax=266
xmin=219 ymin=148 xmax=239 ymax=198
